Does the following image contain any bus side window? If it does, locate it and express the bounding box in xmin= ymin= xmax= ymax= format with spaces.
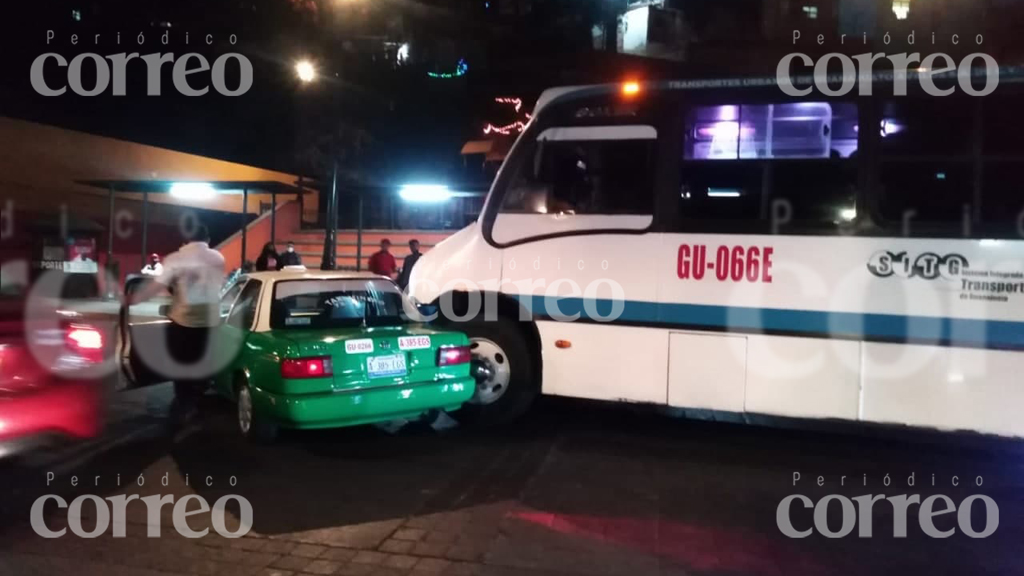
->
xmin=772 ymin=160 xmax=858 ymax=229
xmin=877 ymin=98 xmax=975 ymax=227
xmin=679 ymin=101 xmax=859 ymax=232
xmin=981 ymin=94 xmax=1024 ymax=229
xmin=678 ymin=161 xmax=763 ymax=222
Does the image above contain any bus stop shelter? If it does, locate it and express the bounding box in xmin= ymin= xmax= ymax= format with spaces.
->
xmin=77 ymin=179 xmax=308 ymax=269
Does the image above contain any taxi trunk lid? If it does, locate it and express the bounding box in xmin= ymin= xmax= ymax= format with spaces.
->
xmin=273 ymin=324 xmax=469 ymax=391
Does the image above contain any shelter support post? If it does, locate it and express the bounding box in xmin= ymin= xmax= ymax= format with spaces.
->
xmin=270 ymin=191 xmax=277 ymax=246
xmin=241 ymin=187 xmax=248 ymax=269
xmin=140 ymin=191 xmax=149 ymax=270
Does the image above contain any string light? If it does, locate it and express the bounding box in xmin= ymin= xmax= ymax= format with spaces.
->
xmin=428 ymin=58 xmax=468 ymax=78
xmin=494 ymin=97 xmax=522 ymax=113
xmin=484 ymin=121 xmax=527 ymax=135
xmin=484 ymin=97 xmax=532 ymax=135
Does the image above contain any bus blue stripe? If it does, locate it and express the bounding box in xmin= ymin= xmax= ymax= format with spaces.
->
xmin=515 ymin=295 xmax=1024 ymax=350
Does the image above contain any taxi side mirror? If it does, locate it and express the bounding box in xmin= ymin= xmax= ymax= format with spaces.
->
xmin=416 ymin=303 xmax=438 ymax=320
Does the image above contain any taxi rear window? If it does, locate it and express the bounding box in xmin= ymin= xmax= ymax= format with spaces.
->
xmin=270 ymin=279 xmax=411 ymax=329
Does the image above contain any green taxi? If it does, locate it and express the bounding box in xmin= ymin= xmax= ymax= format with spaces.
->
xmin=213 ymin=270 xmax=475 ymax=441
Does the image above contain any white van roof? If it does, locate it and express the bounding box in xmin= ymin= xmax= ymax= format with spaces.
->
xmin=534 ymin=84 xmax=599 ymax=115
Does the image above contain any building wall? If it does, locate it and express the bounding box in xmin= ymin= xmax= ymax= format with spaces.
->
xmin=217 ymin=201 xmax=303 ymax=272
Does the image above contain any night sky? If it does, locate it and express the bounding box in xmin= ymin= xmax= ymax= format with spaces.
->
xmin=6 ymin=0 xmax=1015 ymax=190
xmin=0 ymin=0 xmax=650 ymax=189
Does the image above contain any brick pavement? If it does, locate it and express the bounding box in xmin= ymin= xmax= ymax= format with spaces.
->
xmin=0 ymin=500 xmax=650 ymax=576
xmin=3 ymin=395 xmax=1024 ymax=576
xmin=0 ymin=420 xmax=696 ymax=576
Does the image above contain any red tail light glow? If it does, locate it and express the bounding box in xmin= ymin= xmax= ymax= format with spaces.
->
xmin=437 ymin=346 xmax=472 ymax=366
xmin=65 ymin=324 xmax=104 ymax=363
xmin=66 ymin=326 xmax=103 ymax=351
xmin=281 ymin=357 xmax=333 ymax=379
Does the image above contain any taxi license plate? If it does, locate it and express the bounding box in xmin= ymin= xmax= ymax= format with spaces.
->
xmin=367 ymin=354 xmax=407 ymax=378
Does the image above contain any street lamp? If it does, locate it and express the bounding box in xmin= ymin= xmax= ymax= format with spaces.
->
xmin=295 ymin=60 xmax=316 ymax=83
xmin=169 ymin=182 xmax=216 ymax=201
xmin=399 ymin=184 xmax=452 ymax=203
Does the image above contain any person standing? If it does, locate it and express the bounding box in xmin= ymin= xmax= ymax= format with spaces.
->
xmin=277 ymin=241 xmax=303 ymax=269
xmin=367 ymin=239 xmax=397 ymax=278
xmin=131 ymin=225 xmax=225 ymax=415
xmin=255 ymin=242 xmax=279 ymax=272
xmin=141 ymin=253 xmax=163 ymax=276
xmin=396 ymin=239 xmax=422 ymax=290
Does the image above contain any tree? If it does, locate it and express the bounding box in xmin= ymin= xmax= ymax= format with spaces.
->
xmin=295 ymin=117 xmax=373 ymax=270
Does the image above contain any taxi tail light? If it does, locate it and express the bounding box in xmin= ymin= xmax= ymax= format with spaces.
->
xmin=64 ymin=323 xmax=104 ymax=364
xmin=281 ymin=357 xmax=333 ymax=379
xmin=437 ymin=346 xmax=471 ymax=366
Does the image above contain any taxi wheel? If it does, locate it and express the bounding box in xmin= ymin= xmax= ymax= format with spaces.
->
xmin=236 ymin=381 xmax=277 ymax=443
xmin=456 ymin=317 xmax=538 ymax=427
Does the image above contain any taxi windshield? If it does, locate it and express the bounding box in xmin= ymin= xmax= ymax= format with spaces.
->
xmin=270 ymin=278 xmax=412 ymax=330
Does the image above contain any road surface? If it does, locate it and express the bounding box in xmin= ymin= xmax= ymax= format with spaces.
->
xmin=1 ymin=386 xmax=1022 ymax=576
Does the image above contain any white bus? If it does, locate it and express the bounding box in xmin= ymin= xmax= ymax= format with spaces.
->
xmin=408 ymin=70 xmax=1024 ymax=438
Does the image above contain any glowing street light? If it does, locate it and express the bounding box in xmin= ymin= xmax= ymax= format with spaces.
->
xmin=295 ymin=60 xmax=316 ymax=83
xmin=169 ymin=182 xmax=216 ymax=201
xmin=399 ymin=184 xmax=452 ymax=203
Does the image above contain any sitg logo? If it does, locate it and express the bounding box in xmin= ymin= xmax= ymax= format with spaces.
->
xmin=777 ymin=493 xmax=998 ymax=538
xmin=867 ymin=251 xmax=969 ymax=280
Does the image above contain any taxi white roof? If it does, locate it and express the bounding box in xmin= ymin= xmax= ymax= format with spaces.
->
xmin=244 ymin=269 xmax=388 ymax=283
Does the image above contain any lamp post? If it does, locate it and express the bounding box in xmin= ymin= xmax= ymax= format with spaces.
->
xmin=294 ymin=57 xmax=345 ymax=270
xmin=293 ymin=59 xmax=335 ymax=269
xmin=320 ymin=160 xmax=338 ymax=270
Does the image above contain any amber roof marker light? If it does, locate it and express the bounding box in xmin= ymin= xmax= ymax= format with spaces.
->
xmin=621 ymin=81 xmax=641 ymax=97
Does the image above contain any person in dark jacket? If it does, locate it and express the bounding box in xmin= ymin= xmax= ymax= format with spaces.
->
xmin=255 ymin=243 xmax=279 ymax=272
xmin=277 ymin=241 xmax=303 ymax=269
xmin=397 ymin=239 xmax=422 ymax=290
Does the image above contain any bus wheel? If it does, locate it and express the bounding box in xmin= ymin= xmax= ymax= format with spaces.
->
xmin=457 ymin=317 xmax=538 ymax=426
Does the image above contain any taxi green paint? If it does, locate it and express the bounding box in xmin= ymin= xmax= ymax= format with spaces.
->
xmin=213 ymin=324 xmax=474 ymax=429
xmin=210 ymin=272 xmax=476 ymax=433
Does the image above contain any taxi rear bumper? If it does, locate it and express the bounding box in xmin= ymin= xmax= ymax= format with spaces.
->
xmin=252 ymin=377 xmax=475 ymax=429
